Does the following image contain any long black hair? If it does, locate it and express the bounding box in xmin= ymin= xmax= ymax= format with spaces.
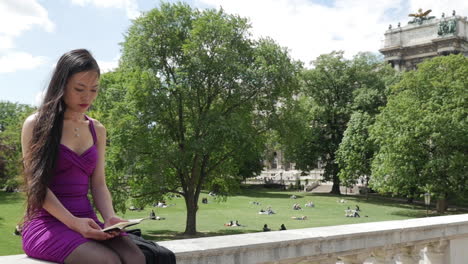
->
xmin=24 ymin=49 xmax=100 ymax=219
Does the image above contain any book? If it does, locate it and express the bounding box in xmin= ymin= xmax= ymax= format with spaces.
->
xmin=102 ymin=218 xmax=147 ymax=233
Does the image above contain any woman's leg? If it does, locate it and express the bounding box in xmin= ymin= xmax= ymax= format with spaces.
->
xmin=64 ymin=241 xmax=122 ymax=264
xmin=101 ymin=236 xmax=146 ymax=264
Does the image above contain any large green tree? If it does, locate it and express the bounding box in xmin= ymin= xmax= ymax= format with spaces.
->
xmin=95 ymin=2 xmax=300 ymax=235
xmin=370 ymin=54 xmax=468 ymax=212
xmin=279 ymin=52 xmax=391 ymax=194
xmin=336 ymin=55 xmax=399 ymax=191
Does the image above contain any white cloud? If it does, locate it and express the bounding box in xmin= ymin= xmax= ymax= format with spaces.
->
xmin=34 ymin=90 xmax=46 ymax=106
xmin=0 ymin=36 xmax=14 ymax=50
xmin=0 ymin=52 xmax=48 ymax=73
xmin=196 ymin=0 xmax=468 ymax=66
xmin=0 ymin=0 xmax=54 ymax=50
xmin=98 ymin=58 xmax=119 ymax=73
xmin=97 ymin=53 xmax=121 ymax=73
xmin=71 ymin=0 xmax=140 ymax=19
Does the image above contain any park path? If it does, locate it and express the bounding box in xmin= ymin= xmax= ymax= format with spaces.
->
xmin=310 ymin=182 xmax=359 ymax=195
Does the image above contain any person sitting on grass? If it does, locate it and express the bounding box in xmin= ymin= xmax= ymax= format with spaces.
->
xmin=157 ymin=201 xmax=167 ymax=208
xmin=291 ymin=216 xmax=307 ymax=220
xmin=14 ymin=225 xmax=22 ymax=236
xmin=345 ymin=207 xmax=353 ymax=217
xmin=353 ymin=210 xmax=361 ymax=218
xmin=305 ymin=201 xmax=315 ymax=208
xmin=293 ymin=203 xmax=302 ymax=210
xmin=279 ymin=224 xmax=287 ymax=230
xmin=224 ymin=220 xmax=234 ymax=227
xmin=344 ymin=207 xmax=360 ymax=217
xmin=263 ymin=224 xmax=271 ymax=232
xmin=267 ymin=207 xmax=276 ymax=215
xmin=149 ymin=210 xmax=156 ymax=220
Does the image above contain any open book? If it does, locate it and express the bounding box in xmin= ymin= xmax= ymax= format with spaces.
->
xmin=102 ymin=218 xmax=147 ymax=233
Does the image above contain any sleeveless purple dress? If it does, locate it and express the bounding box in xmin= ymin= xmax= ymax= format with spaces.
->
xmin=22 ymin=116 xmax=109 ymax=263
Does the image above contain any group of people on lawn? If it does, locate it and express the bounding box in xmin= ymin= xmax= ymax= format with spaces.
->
xmin=220 ymin=197 xmax=363 ymax=231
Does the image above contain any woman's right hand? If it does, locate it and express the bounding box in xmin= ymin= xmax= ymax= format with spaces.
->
xmin=69 ymin=217 xmax=114 ymax=240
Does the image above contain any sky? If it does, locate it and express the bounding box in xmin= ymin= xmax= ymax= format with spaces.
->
xmin=1 ymin=0 xmax=467 ymax=106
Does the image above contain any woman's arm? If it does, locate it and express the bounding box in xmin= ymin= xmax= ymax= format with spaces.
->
xmin=21 ymin=114 xmax=112 ymax=240
xmin=90 ymin=119 xmax=125 ymax=226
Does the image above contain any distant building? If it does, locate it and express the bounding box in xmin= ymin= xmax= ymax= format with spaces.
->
xmin=380 ymin=10 xmax=468 ymax=71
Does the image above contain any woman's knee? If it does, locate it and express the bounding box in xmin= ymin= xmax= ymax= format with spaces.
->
xmin=121 ymin=246 xmax=145 ymax=264
xmin=94 ymin=251 xmax=122 ymax=264
xmin=65 ymin=241 xmax=122 ymax=264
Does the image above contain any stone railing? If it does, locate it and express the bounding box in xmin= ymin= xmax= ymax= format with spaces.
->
xmin=2 ymin=214 xmax=468 ymax=264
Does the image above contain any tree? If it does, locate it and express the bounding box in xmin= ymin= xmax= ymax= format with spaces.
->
xmin=0 ymin=101 xmax=35 ymax=187
xmin=336 ymin=112 xmax=375 ymax=188
xmin=370 ymin=54 xmax=468 ymax=212
xmin=95 ymin=3 xmax=300 ymax=235
xmin=280 ymin=52 xmax=390 ymax=194
xmin=336 ymin=55 xmax=399 ymax=193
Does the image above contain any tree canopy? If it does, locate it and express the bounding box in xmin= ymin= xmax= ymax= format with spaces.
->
xmin=370 ymin=54 xmax=468 ymax=211
xmin=0 ymin=101 xmax=35 ymax=187
xmin=94 ymin=2 xmax=301 ymax=235
xmin=278 ymin=52 xmax=394 ymax=194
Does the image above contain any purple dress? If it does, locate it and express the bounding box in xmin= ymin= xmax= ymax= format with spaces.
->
xmin=22 ymin=116 xmax=108 ymax=263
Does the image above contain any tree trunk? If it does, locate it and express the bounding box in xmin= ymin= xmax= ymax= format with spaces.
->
xmin=330 ymin=179 xmax=341 ymax=194
xmin=329 ymin=162 xmax=341 ymax=195
xmin=436 ymin=198 xmax=448 ymax=213
xmin=184 ymin=194 xmax=198 ymax=235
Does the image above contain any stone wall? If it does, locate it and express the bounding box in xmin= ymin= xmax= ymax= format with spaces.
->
xmin=2 ymin=214 xmax=468 ymax=264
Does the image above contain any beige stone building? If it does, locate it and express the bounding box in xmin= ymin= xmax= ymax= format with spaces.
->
xmin=380 ymin=11 xmax=468 ymax=70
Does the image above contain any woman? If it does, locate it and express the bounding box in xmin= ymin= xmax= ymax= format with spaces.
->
xmin=21 ymin=49 xmax=145 ymax=264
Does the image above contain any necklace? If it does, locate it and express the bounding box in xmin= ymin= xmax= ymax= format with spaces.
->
xmin=74 ymin=127 xmax=80 ymax=137
xmin=64 ymin=111 xmax=85 ymax=138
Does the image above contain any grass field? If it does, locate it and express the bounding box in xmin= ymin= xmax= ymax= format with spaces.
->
xmin=1 ymin=185 xmax=465 ymax=256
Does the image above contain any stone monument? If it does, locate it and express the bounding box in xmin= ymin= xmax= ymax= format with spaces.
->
xmin=380 ymin=9 xmax=468 ymax=71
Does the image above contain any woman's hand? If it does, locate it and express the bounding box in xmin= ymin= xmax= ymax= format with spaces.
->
xmin=69 ymin=217 xmax=114 ymax=240
xmin=104 ymin=215 xmax=128 ymax=236
xmin=104 ymin=215 xmax=128 ymax=227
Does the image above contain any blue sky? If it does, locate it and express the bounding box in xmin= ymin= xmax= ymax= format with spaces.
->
xmin=1 ymin=0 xmax=467 ymax=106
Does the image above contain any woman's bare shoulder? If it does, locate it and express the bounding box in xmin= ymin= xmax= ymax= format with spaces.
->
xmin=89 ymin=117 xmax=106 ymax=137
xmin=23 ymin=113 xmax=38 ymax=129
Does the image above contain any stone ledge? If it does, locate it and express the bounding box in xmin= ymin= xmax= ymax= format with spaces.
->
xmin=2 ymin=214 xmax=468 ymax=264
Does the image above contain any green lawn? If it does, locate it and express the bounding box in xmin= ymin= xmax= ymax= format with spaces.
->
xmin=1 ymin=186 xmax=464 ymax=256
xmin=0 ymin=191 xmax=25 ymax=256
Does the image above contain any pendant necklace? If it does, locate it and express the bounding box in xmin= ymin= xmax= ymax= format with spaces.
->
xmin=74 ymin=127 xmax=80 ymax=137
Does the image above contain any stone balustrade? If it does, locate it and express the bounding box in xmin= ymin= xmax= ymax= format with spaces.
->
xmin=2 ymin=214 xmax=468 ymax=264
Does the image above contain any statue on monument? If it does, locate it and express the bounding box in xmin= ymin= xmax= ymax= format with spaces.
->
xmin=408 ymin=8 xmax=435 ymax=25
xmin=448 ymin=19 xmax=456 ymax=33
xmin=438 ymin=13 xmax=457 ymax=36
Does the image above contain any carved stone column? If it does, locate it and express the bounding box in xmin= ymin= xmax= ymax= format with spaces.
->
xmin=372 ymin=248 xmax=394 ymax=264
xmin=424 ymin=240 xmax=449 ymax=264
xmin=398 ymin=245 xmax=422 ymax=264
